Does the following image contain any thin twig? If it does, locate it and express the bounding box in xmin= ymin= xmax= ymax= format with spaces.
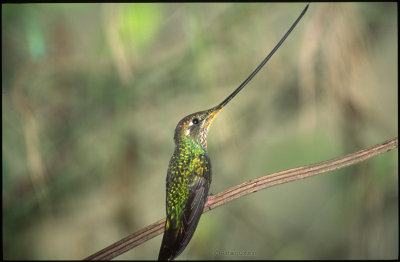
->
xmin=85 ymin=137 xmax=398 ymax=260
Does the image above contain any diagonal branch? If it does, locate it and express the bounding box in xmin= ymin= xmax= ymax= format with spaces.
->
xmin=84 ymin=137 xmax=398 ymax=260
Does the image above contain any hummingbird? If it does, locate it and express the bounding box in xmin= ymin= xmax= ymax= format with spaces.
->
xmin=158 ymin=4 xmax=309 ymax=260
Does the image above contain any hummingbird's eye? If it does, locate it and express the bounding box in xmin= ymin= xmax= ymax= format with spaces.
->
xmin=192 ymin=118 xmax=200 ymax=125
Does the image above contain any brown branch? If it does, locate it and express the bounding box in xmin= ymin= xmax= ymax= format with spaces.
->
xmin=84 ymin=137 xmax=398 ymax=260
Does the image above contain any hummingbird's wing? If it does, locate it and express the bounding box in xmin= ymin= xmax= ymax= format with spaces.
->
xmin=159 ymin=175 xmax=209 ymax=260
xmin=180 ymin=176 xmax=208 ymax=249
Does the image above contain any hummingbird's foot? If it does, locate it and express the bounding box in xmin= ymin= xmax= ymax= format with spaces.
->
xmin=206 ymin=194 xmax=213 ymax=208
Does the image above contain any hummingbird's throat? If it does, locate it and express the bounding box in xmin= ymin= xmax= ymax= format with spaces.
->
xmin=199 ymin=108 xmax=221 ymax=147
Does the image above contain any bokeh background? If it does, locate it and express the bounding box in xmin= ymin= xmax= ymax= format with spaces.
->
xmin=2 ymin=3 xmax=398 ymax=260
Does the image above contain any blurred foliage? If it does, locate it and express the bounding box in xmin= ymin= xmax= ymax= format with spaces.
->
xmin=2 ymin=3 xmax=398 ymax=260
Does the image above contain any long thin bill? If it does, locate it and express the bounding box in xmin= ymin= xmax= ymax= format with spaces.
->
xmin=216 ymin=4 xmax=309 ymax=109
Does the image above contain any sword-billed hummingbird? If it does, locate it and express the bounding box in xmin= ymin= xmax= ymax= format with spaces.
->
xmin=158 ymin=4 xmax=309 ymax=260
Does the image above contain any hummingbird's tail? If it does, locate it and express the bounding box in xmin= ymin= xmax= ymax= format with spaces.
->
xmin=158 ymin=224 xmax=180 ymax=261
xmin=158 ymin=217 xmax=202 ymax=261
xmin=158 ymin=233 xmax=174 ymax=261
xmin=158 ymin=230 xmax=177 ymax=261
xmin=159 ymin=178 xmax=209 ymax=260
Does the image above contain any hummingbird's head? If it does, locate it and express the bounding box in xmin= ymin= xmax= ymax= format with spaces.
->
xmin=174 ymin=106 xmax=222 ymax=149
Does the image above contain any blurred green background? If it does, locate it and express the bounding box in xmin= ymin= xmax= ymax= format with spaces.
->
xmin=2 ymin=3 xmax=398 ymax=260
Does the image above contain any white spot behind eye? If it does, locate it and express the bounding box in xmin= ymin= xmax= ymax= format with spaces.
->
xmin=188 ymin=122 xmax=193 ymax=127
